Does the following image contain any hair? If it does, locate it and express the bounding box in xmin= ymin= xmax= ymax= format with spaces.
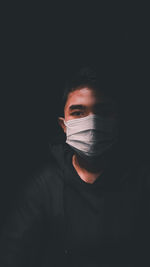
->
xmin=61 ymin=66 xmax=120 ymax=114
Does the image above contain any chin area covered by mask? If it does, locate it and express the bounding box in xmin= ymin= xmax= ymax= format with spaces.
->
xmin=64 ymin=114 xmax=120 ymax=163
xmin=72 ymin=140 xmax=119 ymax=165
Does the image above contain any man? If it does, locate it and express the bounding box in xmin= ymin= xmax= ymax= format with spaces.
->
xmin=0 ymin=67 xmax=150 ymax=267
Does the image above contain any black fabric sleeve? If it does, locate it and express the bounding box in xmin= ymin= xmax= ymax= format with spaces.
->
xmin=0 ymin=173 xmax=48 ymax=267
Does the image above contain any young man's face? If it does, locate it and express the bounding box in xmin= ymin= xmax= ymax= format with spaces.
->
xmin=58 ymin=87 xmax=119 ymax=133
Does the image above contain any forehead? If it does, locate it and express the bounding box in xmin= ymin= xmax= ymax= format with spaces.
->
xmin=64 ymin=87 xmax=112 ymax=110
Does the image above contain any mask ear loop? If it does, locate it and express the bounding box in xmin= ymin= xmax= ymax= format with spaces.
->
xmin=64 ymin=120 xmax=67 ymax=127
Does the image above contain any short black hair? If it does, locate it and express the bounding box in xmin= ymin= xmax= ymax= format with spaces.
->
xmin=62 ymin=66 xmax=119 ymax=113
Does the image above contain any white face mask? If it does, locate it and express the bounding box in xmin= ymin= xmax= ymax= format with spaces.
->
xmin=64 ymin=114 xmax=119 ymax=160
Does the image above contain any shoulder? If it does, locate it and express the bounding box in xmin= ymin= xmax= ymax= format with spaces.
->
xmin=17 ymin=159 xmax=64 ymax=207
xmin=20 ymin=141 xmax=69 ymax=203
xmin=27 ymin=161 xmax=64 ymax=193
xmin=120 ymin=158 xmax=150 ymax=188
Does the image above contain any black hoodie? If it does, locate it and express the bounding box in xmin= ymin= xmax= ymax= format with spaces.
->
xmin=0 ymin=141 xmax=150 ymax=267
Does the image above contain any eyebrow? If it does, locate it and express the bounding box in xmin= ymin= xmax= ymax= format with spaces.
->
xmin=69 ymin=105 xmax=86 ymax=111
xmin=68 ymin=102 xmax=114 ymax=111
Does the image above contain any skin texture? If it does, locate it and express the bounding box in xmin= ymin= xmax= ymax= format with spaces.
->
xmin=58 ymin=87 xmax=118 ymax=184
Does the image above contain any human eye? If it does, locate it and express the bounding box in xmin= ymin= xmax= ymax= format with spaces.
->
xmin=71 ymin=111 xmax=83 ymax=116
xmin=70 ymin=111 xmax=85 ymax=117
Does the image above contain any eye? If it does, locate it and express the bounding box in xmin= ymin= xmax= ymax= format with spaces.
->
xmin=70 ymin=111 xmax=84 ymax=116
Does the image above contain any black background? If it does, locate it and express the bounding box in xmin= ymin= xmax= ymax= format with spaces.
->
xmin=1 ymin=2 xmax=150 ymax=228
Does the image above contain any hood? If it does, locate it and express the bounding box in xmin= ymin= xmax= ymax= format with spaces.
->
xmin=49 ymin=139 xmax=74 ymax=171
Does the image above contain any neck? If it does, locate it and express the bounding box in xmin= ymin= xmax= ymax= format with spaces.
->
xmin=75 ymin=153 xmax=105 ymax=172
xmin=72 ymin=144 xmax=120 ymax=184
xmin=72 ymin=153 xmax=105 ymax=184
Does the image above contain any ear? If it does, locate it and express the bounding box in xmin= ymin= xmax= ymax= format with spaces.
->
xmin=58 ymin=117 xmax=66 ymax=133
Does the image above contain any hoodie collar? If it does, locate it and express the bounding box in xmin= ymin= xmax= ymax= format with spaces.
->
xmin=49 ymin=141 xmax=73 ymax=170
